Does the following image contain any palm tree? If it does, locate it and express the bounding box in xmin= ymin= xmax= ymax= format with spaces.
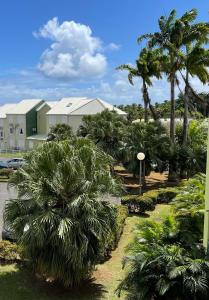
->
xmin=117 ymin=243 xmax=209 ymax=300
xmin=138 ymin=9 xmax=200 ymax=143
xmin=180 ymin=44 xmax=209 ymax=145
xmin=4 ymin=138 xmax=120 ymax=287
xmin=120 ymin=121 xmax=171 ymax=177
xmin=117 ymin=47 xmax=162 ymax=122
xmin=47 ymin=123 xmax=74 ymax=141
xmin=78 ymin=109 xmax=127 ymax=160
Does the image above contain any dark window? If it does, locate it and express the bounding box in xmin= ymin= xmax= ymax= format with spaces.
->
xmin=20 ymin=128 xmax=23 ymax=134
xmin=9 ymin=128 xmax=13 ymax=134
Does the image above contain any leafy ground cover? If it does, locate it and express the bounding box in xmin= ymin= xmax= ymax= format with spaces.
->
xmin=0 ymin=204 xmax=170 ymax=300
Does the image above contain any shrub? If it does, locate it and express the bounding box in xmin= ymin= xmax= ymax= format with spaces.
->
xmin=144 ymin=190 xmax=160 ymax=204
xmin=100 ymin=205 xmax=128 ymax=260
xmin=0 ymin=240 xmax=21 ymax=263
xmin=0 ymin=168 xmax=13 ymax=178
xmin=4 ymin=139 xmax=121 ymax=287
xmin=121 ymin=194 xmax=155 ymax=213
xmin=157 ymin=189 xmax=177 ymax=203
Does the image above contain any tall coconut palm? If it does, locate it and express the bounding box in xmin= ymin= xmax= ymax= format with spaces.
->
xmin=138 ymin=9 xmax=199 ymax=143
xmin=180 ymin=44 xmax=209 ymax=145
xmin=117 ymin=47 xmax=162 ymax=122
xmin=4 ymin=138 xmax=120 ymax=287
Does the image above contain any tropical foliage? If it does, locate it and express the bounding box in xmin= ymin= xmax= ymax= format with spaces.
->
xmin=4 ymin=139 xmax=121 ymax=287
xmin=117 ymin=174 xmax=208 ymax=299
xmin=120 ymin=121 xmax=171 ymax=176
xmin=117 ymin=48 xmax=162 ymax=122
xmin=47 ymin=123 xmax=74 ymax=141
xmin=138 ymin=9 xmax=209 ymax=143
xmin=78 ymin=109 xmax=127 ymax=160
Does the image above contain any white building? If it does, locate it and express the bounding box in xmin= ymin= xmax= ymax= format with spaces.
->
xmin=46 ymin=97 xmax=126 ymax=133
xmin=0 ymin=104 xmax=16 ymax=150
xmin=0 ymin=97 xmax=126 ymax=151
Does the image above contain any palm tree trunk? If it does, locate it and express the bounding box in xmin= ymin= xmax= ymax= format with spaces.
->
xmin=182 ymin=71 xmax=189 ymax=146
xmin=170 ymin=73 xmax=175 ymax=143
xmin=142 ymin=79 xmax=149 ymax=123
xmin=149 ymin=103 xmax=158 ymax=121
xmin=142 ymin=80 xmax=159 ymax=122
xmin=168 ymin=72 xmax=178 ymax=182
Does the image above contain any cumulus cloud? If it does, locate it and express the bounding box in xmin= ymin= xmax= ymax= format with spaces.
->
xmin=34 ymin=18 xmax=108 ymax=80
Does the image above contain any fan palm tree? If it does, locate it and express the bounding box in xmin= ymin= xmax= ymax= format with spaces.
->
xmin=120 ymin=121 xmax=171 ymax=177
xmin=138 ymin=9 xmax=201 ymax=143
xmin=117 ymin=243 xmax=209 ymax=300
xmin=4 ymin=138 xmax=120 ymax=287
xmin=78 ymin=109 xmax=127 ymax=160
xmin=47 ymin=123 xmax=74 ymax=141
xmin=117 ymin=48 xmax=162 ymax=122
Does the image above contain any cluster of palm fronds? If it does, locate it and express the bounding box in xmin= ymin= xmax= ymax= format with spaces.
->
xmin=4 ymin=138 xmax=121 ymax=286
xmin=117 ymin=174 xmax=209 ymax=299
xmin=118 ymin=8 xmax=209 ymax=146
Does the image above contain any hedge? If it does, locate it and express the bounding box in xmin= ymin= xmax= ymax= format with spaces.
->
xmin=121 ymin=195 xmax=155 ymax=214
xmin=0 ymin=168 xmax=13 ymax=178
xmin=100 ymin=205 xmax=128 ymax=261
xmin=121 ymin=188 xmax=177 ymax=214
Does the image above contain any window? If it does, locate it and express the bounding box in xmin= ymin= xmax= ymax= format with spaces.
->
xmin=66 ymin=103 xmax=72 ymax=107
xmin=20 ymin=128 xmax=23 ymax=134
xmin=0 ymin=131 xmax=3 ymax=140
xmin=9 ymin=127 xmax=14 ymax=134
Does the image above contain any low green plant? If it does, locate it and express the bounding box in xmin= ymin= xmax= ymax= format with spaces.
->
xmin=101 ymin=205 xmax=128 ymax=260
xmin=121 ymin=194 xmax=154 ymax=214
xmin=157 ymin=189 xmax=177 ymax=203
xmin=0 ymin=241 xmax=21 ymax=263
xmin=0 ymin=168 xmax=13 ymax=178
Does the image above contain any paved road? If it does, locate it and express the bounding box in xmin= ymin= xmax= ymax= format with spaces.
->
xmin=0 ymin=182 xmax=16 ymax=240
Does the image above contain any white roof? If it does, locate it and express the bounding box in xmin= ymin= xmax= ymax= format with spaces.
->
xmin=26 ymin=134 xmax=48 ymax=141
xmin=132 ymin=118 xmax=194 ymax=124
xmin=47 ymin=97 xmax=127 ymax=116
xmin=0 ymin=104 xmax=16 ymax=118
xmin=36 ymin=101 xmax=58 ymax=112
xmin=7 ymin=99 xmax=44 ymax=115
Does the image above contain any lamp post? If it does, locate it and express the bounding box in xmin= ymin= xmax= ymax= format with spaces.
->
xmin=203 ymin=123 xmax=209 ymax=251
xmin=137 ymin=152 xmax=145 ymax=195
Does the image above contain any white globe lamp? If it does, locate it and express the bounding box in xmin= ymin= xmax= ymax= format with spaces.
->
xmin=137 ymin=152 xmax=145 ymax=161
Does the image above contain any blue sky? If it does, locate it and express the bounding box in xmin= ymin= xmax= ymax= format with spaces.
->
xmin=0 ymin=0 xmax=208 ymax=105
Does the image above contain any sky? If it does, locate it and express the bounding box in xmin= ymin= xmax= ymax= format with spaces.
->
xmin=0 ymin=0 xmax=208 ymax=106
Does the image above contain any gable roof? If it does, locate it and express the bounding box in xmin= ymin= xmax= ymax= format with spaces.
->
xmin=7 ymin=99 xmax=44 ymax=115
xmin=47 ymin=97 xmax=127 ymax=116
xmin=0 ymin=104 xmax=16 ymax=118
xmin=36 ymin=101 xmax=58 ymax=112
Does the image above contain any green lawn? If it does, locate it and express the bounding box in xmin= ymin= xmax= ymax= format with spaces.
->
xmin=0 ymin=152 xmax=27 ymax=158
xmin=0 ymin=205 xmax=171 ymax=300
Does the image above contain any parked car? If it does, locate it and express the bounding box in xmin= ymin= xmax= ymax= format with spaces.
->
xmin=2 ymin=224 xmax=15 ymax=241
xmin=6 ymin=158 xmax=25 ymax=169
xmin=0 ymin=160 xmax=8 ymax=169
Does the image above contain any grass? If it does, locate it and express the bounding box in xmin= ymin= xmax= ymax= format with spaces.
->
xmin=0 ymin=152 xmax=27 ymax=158
xmin=0 ymin=177 xmax=9 ymax=182
xmin=0 ymin=204 xmax=171 ymax=300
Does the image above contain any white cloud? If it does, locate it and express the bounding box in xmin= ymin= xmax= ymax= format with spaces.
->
xmin=34 ymin=18 xmax=107 ymax=80
xmin=105 ymin=43 xmax=120 ymax=51
xmin=0 ymin=68 xmax=208 ymax=106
